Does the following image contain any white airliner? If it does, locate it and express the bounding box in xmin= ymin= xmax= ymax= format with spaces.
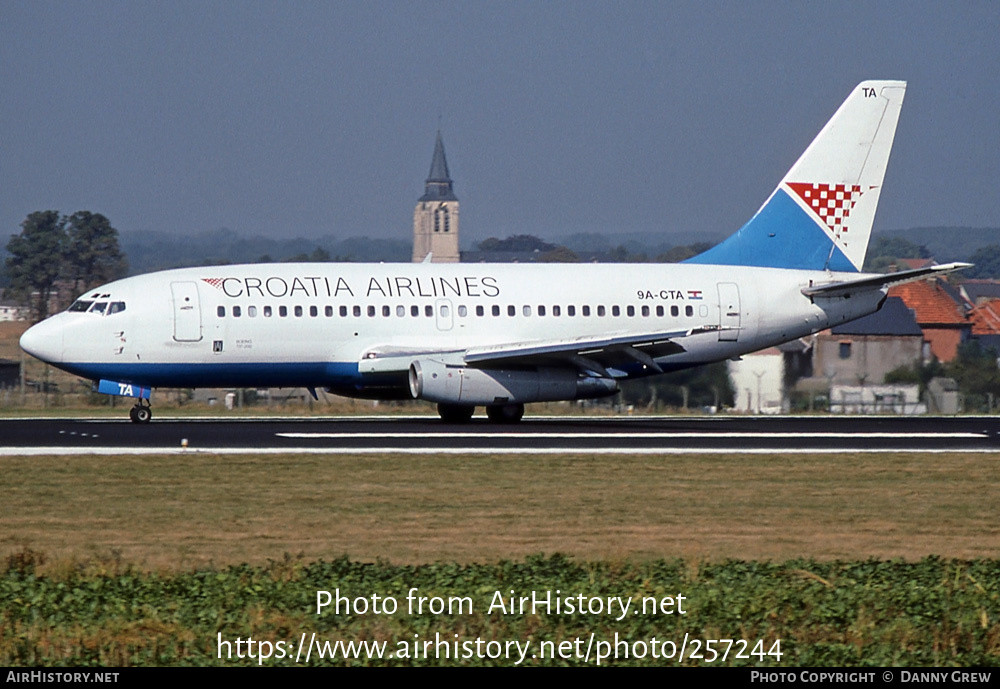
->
xmin=20 ymin=80 xmax=967 ymax=423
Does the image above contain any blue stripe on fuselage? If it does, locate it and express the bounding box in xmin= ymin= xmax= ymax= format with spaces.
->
xmin=685 ymin=188 xmax=856 ymax=272
xmin=57 ymin=361 xmax=373 ymax=390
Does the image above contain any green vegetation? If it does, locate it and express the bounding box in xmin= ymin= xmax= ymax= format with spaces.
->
xmin=5 ymin=210 xmax=127 ymax=321
xmin=885 ymin=342 xmax=1000 ymax=411
xmin=2 ymin=552 xmax=998 ymax=666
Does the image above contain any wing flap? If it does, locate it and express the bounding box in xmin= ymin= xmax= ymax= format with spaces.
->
xmin=358 ymin=326 xmax=729 ymax=376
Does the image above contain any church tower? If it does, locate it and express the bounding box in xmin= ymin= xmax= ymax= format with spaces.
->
xmin=412 ymin=131 xmax=460 ymax=263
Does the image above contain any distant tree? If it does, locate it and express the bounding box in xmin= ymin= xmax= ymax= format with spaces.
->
xmin=863 ymin=236 xmax=931 ymax=272
xmin=538 ymin=246 xmax=580 ymax=263
xmin=657 ymin=242 xmax=714 ymax=263
xmin=65 ymin=211 xmax=127 ymax=295
xmin=946 ymin=341 xmax=1000 ymax=403
xmin=310 ymin=246 xmax=331 ymax=262
xmin=477 ymin=235 xmax=555 ymax=253
xmin=607 ymin=245 xmax=630 ymax=261
xmin=963 ymin=245 xmax=1000 ymax=279
xmin=5 ymin=211 xmax=67 ymax=321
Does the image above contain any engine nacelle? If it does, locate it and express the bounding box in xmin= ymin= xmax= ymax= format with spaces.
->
xmin=408 ymin=359 xmax=618 ymax=405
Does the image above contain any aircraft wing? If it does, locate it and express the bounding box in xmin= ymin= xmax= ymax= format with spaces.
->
xmin=801 ymin=262 xmax=971 ymax=299
xmin=360 ymin=326 xmax=728 ymax=378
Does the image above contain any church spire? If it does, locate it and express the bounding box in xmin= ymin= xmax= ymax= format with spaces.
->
xmin=413 ymin=130 xmax=460 ymax=263
xmin=419 ymin=131 xmax=458 ymax=202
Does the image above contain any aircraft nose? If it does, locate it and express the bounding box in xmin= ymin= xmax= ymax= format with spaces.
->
xmin=19 ymin=318 xmax=65 ymax=364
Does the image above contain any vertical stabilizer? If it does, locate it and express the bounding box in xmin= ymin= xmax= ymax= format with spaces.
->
xmin=688 ymin=81 xmax=906 ymax=272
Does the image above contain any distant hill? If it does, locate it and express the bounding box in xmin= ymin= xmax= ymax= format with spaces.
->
xmin=553 ymin=230 xmax=723 ymax=258
xmin=119 ymin=228 xmax=411 ymax=275
xmin=4 ymin=225 xmax=995 ymax=281
xmin=873 ymin=227 xmax=1000 ymax=263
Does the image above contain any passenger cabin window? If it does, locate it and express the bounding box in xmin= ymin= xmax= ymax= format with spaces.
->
xmin=538 ymin=305 xmax=546 ymax=316
xmin=492 ymin=305 xmax=500 ymax=317
xmin=597 ymin=305 xmax=606 ymax=317
xmin=553 ymin=305 xmax=561 ymax=317
xmin=685 ymin=305 xmax=694 ymax=317
xmin=626 ymin=306 xmax=635 ymax=317
xmin=507 ymin=305 xmax=515 ymax=317
xmin=233 ymin=306 xmax=242 ymax=317
xmin=310 ymin=306 xmax=318 ymax=317
xmin=279 ymin=306 xmax=288 ymax=317
xmin=295 ymin=306 xmax=304 ymax=317
xmin=264 ymin=306 xmax=273 ymax=317
xmin=567 ymin=305 xmax=576 ymax=317
xmin=248 ymin=306 xmax=257 ymax=317
xmin=476 ymin=306 xmax=484 ymax=317
xmin=612 ymin=306 xmax=620 ymax=317
xmin=217 ymin=306 xmax=226 ymax=317
xmin=340 ymin=306 xmax=347 ymax=317
xmin=411 ymin=305 xmax=419 ymax=317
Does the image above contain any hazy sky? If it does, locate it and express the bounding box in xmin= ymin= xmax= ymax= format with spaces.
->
xmin=3 ymin=1 xmax=998 ymax=247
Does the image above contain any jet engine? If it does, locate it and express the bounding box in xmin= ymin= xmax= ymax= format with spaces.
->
xmin=408 ymin=359 xmax=618 ymax=405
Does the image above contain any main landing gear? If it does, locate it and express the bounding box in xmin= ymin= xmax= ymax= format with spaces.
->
xmin=129 ymin=400 xmax=152 ymax=424
xmin=486 ymin=403 xmax=525 ymax=424
xmin=436 ymin=402 xmax=525 ymax=424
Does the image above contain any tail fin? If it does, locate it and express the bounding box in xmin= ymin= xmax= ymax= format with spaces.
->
xmin=687 ymin=80 xmax=906 ymax=272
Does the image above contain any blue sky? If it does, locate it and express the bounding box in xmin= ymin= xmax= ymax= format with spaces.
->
xmin=2 ymin=1 xmax=997 ymax=246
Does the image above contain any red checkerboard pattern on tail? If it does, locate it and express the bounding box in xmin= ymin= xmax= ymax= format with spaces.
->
xmin=786 ymin=182 xmax=868 ymax=242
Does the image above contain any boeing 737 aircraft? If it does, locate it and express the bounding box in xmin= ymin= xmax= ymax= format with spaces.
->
xmin=20 ymin=80 xmax=968 ymax=423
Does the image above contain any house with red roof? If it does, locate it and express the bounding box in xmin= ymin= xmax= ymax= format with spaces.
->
xmin=887 ymin=279 xmax=972 ymax=362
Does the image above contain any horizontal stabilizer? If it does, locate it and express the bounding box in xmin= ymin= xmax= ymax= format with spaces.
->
xmin=801 ymin=262 xmax=971 ymax=299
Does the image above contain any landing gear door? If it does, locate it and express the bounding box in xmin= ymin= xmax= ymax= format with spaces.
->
xmin=717 ymin=282 xmax=740 ymax=342
xmin=171 ymin=281 xmax=202 ymax=342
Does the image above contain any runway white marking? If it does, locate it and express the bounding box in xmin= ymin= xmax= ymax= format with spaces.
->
xmin=2 ymin=447 xmax=999 ymax=457
xmin=276 ymin=431 xmax=988 ymax=439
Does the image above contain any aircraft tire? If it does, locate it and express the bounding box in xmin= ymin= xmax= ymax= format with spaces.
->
xmin=437 ymin=403 xmax=475 ymax=423
xmin=486 ymin=403 xmax=524 ymax=423
xmin=134 ymin=406 xmax=152 ymax=424
xmin=129 ymin=406 xmax=139 ymax=423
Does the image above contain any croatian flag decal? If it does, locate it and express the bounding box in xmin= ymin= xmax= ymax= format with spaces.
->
xmin=687 ymin=290 xmax=703 ymax=300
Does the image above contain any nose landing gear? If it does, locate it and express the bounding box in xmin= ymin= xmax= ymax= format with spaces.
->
xmin=129 ymin=401 xmax=152 ymax=424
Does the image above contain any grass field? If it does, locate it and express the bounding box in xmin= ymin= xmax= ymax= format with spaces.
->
xmin=3 ymin=451 xmax=999 ymax=570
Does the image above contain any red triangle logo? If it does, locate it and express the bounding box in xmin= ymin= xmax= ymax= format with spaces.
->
xmin=786 ymin=182 xmax=866 ymax=241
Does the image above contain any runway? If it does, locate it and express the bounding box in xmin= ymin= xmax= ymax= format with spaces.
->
xmin=2 ymin=415 xmax=1000 ymax=454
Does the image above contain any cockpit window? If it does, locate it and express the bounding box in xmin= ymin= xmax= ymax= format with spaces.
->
xmin=69 ymin=300 xmax=94 ymax=312
xmin=89 ymin=302 xmax=108 ymax=314
xmin=108 ymin=301 xmax=126 ymax=314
